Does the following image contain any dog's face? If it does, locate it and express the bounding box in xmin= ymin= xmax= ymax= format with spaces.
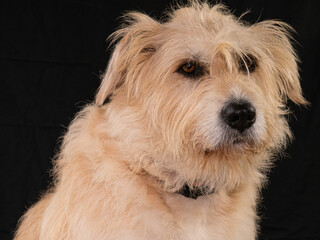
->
xmin=96 ymin=3 xmax=306 ymax=190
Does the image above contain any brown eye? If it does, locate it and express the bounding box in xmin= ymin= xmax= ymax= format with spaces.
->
xmin=181 ymin=62 xmax=196 ymax=73
xmin=178 ymin=61 xmax=204 ymax=78
xmin=239 ymin=55 xmax=256 ymax=72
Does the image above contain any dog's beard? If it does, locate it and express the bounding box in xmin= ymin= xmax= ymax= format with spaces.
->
xmin=201 ymin=125 xmax=263 ymax=156
xmin=220 ymin=127 xmax=258 ymax=149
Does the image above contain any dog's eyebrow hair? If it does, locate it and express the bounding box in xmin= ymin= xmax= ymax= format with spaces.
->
xmin=181 ymin=56 xmax=209 ymax=67
xmin=190 ymin=54 xmax=206 ymax=63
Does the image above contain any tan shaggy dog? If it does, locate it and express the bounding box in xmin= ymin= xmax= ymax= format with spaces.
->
xmin=15 ymin=1 xmax=307 ymax=240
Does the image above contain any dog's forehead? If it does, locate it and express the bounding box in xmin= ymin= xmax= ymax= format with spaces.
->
xmin=161 ymin=7 xmax=252 ymax=61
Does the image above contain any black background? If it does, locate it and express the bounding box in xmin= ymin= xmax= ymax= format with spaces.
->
xmin=1 ymin=0 xmax=319 ymax=239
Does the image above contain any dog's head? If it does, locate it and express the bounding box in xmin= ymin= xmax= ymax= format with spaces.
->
xmin=95 ymin=2 xmax=307 ymax=191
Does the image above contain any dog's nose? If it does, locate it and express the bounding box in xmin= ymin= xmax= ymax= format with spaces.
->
xmin=221 ymin=100 xmax=256 ymax=132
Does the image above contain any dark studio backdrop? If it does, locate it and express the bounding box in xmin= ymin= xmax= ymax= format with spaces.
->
xmin=1 ymin=0 xmax=319 ymax=239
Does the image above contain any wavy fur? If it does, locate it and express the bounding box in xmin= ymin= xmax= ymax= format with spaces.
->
xmin=15 ymin=2 xmax=307 ymax=240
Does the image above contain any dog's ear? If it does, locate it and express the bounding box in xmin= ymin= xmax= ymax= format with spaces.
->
xmin=95 ymin=13 xmax=161 ymax=105
xmin=253 ymin=21 xmax=308 ymax=105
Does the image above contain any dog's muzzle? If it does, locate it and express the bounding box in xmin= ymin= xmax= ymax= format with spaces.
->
xmin=221 ymin=99 xmax=256 ymax=132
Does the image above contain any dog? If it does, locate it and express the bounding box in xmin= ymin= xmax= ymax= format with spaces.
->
xmin=14 ymin=1 xmax=307 ymax=239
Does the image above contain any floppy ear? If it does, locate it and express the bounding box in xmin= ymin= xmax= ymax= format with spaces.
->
xmin=95 ymin=13 xmax=161 ymax=105
xmin=253 ymin=21 xmax=308 ymax=105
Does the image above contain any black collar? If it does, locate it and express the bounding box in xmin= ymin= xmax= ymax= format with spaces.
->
xmin=177 ymin=184 xmax=215 ymax=199
xmin=138 ymin=168 xmax=215 ymax=200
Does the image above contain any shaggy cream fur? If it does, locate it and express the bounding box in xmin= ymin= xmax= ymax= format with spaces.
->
xmin=15 ymin=1 xmax=307 ymax=239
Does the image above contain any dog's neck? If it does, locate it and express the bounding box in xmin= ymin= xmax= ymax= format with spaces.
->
xmin=136 ymin=167 xmax=215 ymax=200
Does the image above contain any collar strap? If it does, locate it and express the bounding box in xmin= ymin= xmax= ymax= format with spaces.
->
xmin=137 ymin=168 xmax=215 ymax=199
xmin=177 ymin=184 xmax=215 ymax=199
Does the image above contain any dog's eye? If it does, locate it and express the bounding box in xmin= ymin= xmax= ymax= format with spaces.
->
xmin=181 ymin=63 xmax=196 ymax=73
xmin=178 ymin=61 xmax=203 ymax=77
xmin=239 ymin=55 xmax=256 ymax=73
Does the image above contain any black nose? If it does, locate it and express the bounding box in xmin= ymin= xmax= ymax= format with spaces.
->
xmin=221 ymin=100 xmax=256 ymax=132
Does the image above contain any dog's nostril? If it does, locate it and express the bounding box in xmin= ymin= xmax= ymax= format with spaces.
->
xmin=229 ymin=113 xmax=240 ymax=123
xmin=247 ymin=110 xmax=256 ymax=122
xmin=221 ymin=100 xmax=256 ymax=132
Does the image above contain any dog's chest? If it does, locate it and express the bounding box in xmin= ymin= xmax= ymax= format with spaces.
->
xmin=163 ymin=194 xmax=222 ymax=239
